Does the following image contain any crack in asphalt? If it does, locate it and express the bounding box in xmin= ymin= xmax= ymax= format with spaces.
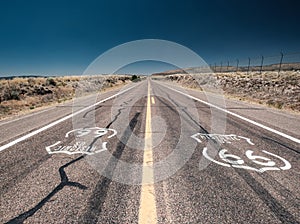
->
xmin=6 ymin=156 xmax=87 ymax=224
xmin=153 ymin=82 xmax=300 ymax=223
xmin=79 ymin=112 xmax=141 ymax=224
xmin=5 ymin=98 xmax=135 ymax=224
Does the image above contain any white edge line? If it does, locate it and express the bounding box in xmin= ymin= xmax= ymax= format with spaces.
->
xmin=0 ymin=85 xmax=135 ymax=152
xmin=160 ymin=83 xmax=300 ymax=144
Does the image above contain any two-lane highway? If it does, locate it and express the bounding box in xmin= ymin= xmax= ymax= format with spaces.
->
xmin=1 ymin=78 xmax=299 ymax=223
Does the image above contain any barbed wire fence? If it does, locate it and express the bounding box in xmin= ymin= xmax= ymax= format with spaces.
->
xmin=205 ymin=52 xmax=300 ymax=74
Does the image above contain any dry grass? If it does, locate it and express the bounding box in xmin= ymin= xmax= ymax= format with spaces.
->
xmin=164 ymin=71 xmax=300 ymax=112
xmin=0 ymin=75 xmax=133 ymax=119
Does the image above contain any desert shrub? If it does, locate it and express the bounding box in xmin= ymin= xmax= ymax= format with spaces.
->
xmin=46 ymin=78 xmax=57 ymax=86
xmin=266 ymin=100 xmax=284 ymax=109
xmin=10 ymin=90 xmax=20 ymax=100
xmin=0 ymin=75 xmax=132 ymax=118
xmin=27 ymin=78 xmax=36 ymax=85
xmin=131 ymin=75 xmax=141 ymax=82
xmin=131 ymin=75 xmax=138 ymax=81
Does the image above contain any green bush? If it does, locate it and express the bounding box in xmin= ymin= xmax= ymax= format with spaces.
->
xmin=131 ymin=75 xmax=140 ymax=82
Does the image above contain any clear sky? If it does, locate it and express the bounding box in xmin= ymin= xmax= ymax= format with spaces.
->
xmin=0 ymin=0 xmax=299 ymax=76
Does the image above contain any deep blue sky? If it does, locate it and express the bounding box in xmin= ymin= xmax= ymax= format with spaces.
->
xmin=0 ymin=0 xmax=299 ymax=76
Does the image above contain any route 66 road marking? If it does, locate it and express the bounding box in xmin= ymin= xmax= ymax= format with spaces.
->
xmin=191 ymin=133 xmax=291 ymax=173
xmin=46 ymin=127 xmax=117 ymax=155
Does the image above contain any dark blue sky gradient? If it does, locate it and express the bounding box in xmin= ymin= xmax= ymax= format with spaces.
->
xmin=0 ymin=0 xmax=299 ymax=76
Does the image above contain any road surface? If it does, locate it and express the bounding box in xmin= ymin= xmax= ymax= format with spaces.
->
xmin=1 ymin=78 xmax=299 ymax=223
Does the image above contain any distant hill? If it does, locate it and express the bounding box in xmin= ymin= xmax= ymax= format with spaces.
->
xmin=0 ymin=75 xmax=47 ymax=80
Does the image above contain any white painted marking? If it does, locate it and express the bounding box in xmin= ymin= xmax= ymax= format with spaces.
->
xmin=46 ymin=127 xmax=117 ymax=155
xmin=202 ymin=147 xmax=230 ymax=167
xmin=262 ymin=150 xmax=291 ymax=170
xmin=65 ymin=127 xmax=117 ymax=138
xmin=191 ymin=133 xmax=254 ymax=145
xmin=151 ymin=96 xmax=155 ymax=104
xmin=245 ymin=150 xmax=275 ymax=166
xmin=163 ymin=84 xmax=300 ymax=144
xmin=219 ymin=149 xmax=244 ymax=165
xmin=46 ymin=141 xmax=108 ymax=155
xmin=0 ymin=86 xmax=135 ymax=152
xmin=202 ymin=147 xmax=291 ymax=173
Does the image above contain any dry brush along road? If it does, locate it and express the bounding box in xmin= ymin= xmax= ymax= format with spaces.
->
xmin=0 ymin=78 xmax=299 ymax=224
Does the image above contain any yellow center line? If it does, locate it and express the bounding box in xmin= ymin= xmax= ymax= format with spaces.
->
xmin=151 ymin=96 xmax=155 ymax=104
xmin=138 ymin=80 xmax=157 ymax=224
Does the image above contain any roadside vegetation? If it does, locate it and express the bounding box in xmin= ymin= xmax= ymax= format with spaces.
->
xmin=158 ymin=71 xmax=300 ymax=112
xmin=131 ymin=75 xmax=141 ymax=82
xmin=0 ymin=75 xmax=134 ymax=119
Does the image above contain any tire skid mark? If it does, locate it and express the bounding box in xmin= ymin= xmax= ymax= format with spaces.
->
xmin=79 ymin=112 xmax=141 ymax=224
xmin=153 ymin=82 xmax=300 ymax=223
xmin=3 ymin=97 xmax=136 ymax=223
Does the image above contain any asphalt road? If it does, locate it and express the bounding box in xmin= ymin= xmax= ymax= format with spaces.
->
xmin=1 ymin=78 xmax=299 ymax=224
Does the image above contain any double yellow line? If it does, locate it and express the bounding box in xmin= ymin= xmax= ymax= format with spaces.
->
xmin=138 ymin=80 xmax=157 ymax=224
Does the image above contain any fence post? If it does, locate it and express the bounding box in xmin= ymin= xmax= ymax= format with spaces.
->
xmin=259 ymin=55 xmax=264 ymax=74
xmin=278 ymin=52 xmax=284 ymax=74
xmin=247 ymin=57 xmax=251 ymax=75
xmin=236 ymin=59 xmax=239 ymax=73
xmin=7 ymin=79 xmax=12 ymax=100
xmin=220 ymin=62 xmax=223 ymax=73
xmin=214 ymin=63 xmax=217 ymax=72
xmin=227 ymin=61 xmax=229 ymax=72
